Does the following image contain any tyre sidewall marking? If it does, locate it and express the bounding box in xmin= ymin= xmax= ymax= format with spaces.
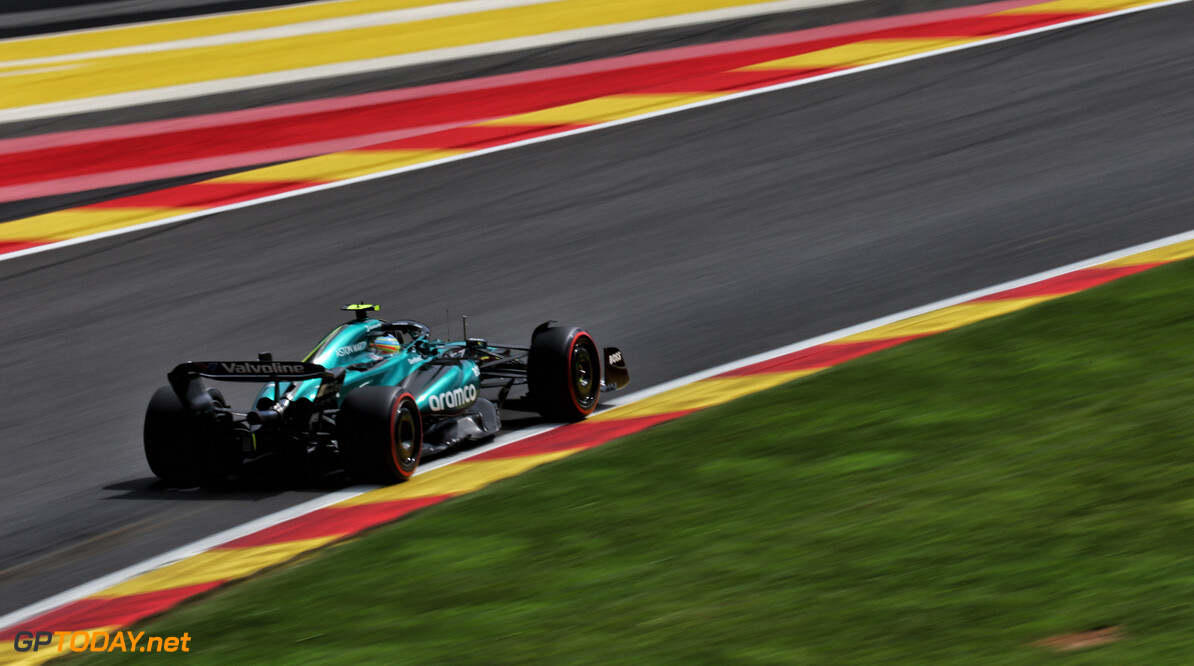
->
xmin=567 ymin=331 xmax=598 ymax=415
xmin=389 ymin=392 xmax=419 ymax=478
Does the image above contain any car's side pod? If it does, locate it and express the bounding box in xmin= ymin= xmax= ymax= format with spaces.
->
xmin=603 ymin=347 xmax=629 ymax=391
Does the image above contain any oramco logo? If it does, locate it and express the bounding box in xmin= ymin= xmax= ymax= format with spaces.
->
xmin=427 ymin=384 xmax=477 ymax=411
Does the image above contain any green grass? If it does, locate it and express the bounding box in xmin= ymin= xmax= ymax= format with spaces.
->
xmin=88 ymin=259 xmax=1194 ymax=665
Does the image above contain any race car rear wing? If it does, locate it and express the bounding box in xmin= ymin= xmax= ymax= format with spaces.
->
xmin=167 ymin=360 xmax=343 ymax=412
xmin=169 ymin=361 xmax=329 ymax=383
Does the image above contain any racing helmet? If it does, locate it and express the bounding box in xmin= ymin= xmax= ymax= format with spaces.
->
xmin=369 ymin=334 xmax=401 ymax=355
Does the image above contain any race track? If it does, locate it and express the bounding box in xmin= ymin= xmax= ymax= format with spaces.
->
xmin=1 ymin=1 xmax=1192 ymax=617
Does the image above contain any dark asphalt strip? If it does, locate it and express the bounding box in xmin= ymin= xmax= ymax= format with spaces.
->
xmin=0 ymin=0 xmax=335 ymax=39
xmin=0 ymin=167 xmax=283 ymax=225
xmin=1 ymin=3 xmax=1192 ymax=618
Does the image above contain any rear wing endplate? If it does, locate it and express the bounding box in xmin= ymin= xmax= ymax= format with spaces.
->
xmin=603 ymin=347 xmax=629 ymax=391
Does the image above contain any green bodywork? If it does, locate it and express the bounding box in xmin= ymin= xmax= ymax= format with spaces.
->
xmin=254 ymin=317 xmax=481 ymax=416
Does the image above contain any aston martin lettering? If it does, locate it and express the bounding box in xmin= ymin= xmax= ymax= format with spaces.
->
xmin=218 ymin=362 xmax=308 ymax=374
xmin=337 ymin=341 xmax=368 ymax=357
xmin=427 ymin=385 xmax=477 ymax=411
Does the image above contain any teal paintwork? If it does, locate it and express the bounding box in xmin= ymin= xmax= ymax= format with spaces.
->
xmin=254 ymin=317 xmax=480 ymax=415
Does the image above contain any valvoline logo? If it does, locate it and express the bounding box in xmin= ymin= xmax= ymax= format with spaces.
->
xmin=194 ymin=362 xmax=309 ymax=374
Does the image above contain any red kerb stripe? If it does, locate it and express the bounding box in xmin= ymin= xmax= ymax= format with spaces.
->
xmin=720 ymin=337 xmax=924 ymax=376
xmin=974 ymin=265 xmax=1161 ymax=300
xmin=218 ymin=495 xmax=453 ymax=548
xmin=0 ymin=240 xmax=48 ymax=254
xmin=857 ymin=12 xmax=1093 ymax=39
xmin=0 ymin=582 xmax=223 ymax=640
xmin=83 ymin=181 xmax=323 ymax=209
xmin=470 ymin=413 xmax=689 ymax=461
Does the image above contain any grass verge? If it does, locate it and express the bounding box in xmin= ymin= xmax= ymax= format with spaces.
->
xmin=88 ymin=259 xmax=1194 ymax=664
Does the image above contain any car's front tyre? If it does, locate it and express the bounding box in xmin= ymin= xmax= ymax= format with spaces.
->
xmin=529 ymin=325 xmax=601 ymax=422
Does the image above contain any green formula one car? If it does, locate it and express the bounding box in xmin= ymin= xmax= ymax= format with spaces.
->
xmin=144 ymin=304 xmax=629 ymax=485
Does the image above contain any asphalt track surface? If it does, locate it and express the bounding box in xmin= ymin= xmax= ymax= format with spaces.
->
xmin=2 ymin=3 xmax=1193 ymax=618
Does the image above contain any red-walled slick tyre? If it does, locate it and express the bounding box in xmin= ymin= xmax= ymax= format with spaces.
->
xmin=339 ymin=387 xmax=422 ymax=484
xmin=529 ymin=325 xmax=600 ymax=422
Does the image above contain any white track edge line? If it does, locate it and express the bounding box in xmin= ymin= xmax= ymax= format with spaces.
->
xmin=0 ymin=0 xmax=861 ymax=120
xmin=0 ymin=419 xmax=559 ymax=631
xmin=2 ymin=0 xmax=849 ymax=59
xmin=1 ymin=0 xmax=1189 ymax=631
xmin=2 ymin=0 xmax=563 ymax=65
xmin=3 ymin=223 xmax=1193 ymax=633
xmin=4 ymin=0 xmax=850 ymax=44
xmin=0 ymin=0 xmax=561 ymax=44
xmin=0 ymin=487 xmax=367 ymax=630
xmin=602 ymin=227 xmax=1194 ymax=407
xmin=0 ymin=0 xmax=1187 ymax=265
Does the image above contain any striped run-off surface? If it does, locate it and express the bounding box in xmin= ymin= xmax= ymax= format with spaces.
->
xmin=0 ymin=0 xmax=1173 ymax=257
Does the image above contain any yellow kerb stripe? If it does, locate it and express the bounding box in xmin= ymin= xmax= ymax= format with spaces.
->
xmin=1097 ymin=239 xmax=1194 ymax=267
xmin=338 ymin=450 xmax=578 ymax=506
xmin=0 ymin=626 xmax=121 ymax=666
xmin=0 ymin=1 xmax=465 ymax=59
xmin=90 ymin=538 xmax=335 ymax=599
xmin=0 ymin=207 xmax=202 ymax=242
xmin=837 ymin=297 xmax=1051 ymax=342
xmin=210 ymin=150 xmax=462 ymax=183
xmin=741 ymin=38 xmax=978 ymax=70
xmin=0 ymin=0 xmax=783 ymax=61
xmin=590 ymin=370 xmax=821 ymax=421
xmin=0 ymin=0 xmax=809 ymax=109
xmin=481 ymin=94 xmax=722 ymax=126
xmin=999 ymin=0 xmax=1167 ymax=13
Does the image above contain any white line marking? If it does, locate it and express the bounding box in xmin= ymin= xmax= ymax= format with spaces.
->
xmin=1 ymin=0 xmax=563 ymax=67
xmin=601 ymin=229 xmax=1194 ymax=409
xmin=2 ymin=221 xmax=1192 ymax=634
xmin=0 ymin=64 xmax=78 ymax=78
xmin=0 ymin=487 xmax=367 ymax=630
xmin=0 ymin=0 xmax=864 ymax=123
xmin=0 ymin=0 xmax=1190 ymax=631
xmin=0 ymin=425 xmax=560 ymax=630
xmin=0 ymin=0 xmax=557 ymax=44
xmin=0 ymin=0 xmax=1186 ymax=255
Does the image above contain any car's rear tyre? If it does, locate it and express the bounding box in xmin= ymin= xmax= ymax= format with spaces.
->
xmin=339 ymin=387 xmax=422 ymax=484
xmin=144 ymin=386 xmax=228 ymax=486
xmin=529 ymin=325 xmax=601 ymax=422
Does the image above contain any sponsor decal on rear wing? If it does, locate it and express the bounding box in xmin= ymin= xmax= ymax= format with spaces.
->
xmin=169 ymin=361 xmax=328 ymax=382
